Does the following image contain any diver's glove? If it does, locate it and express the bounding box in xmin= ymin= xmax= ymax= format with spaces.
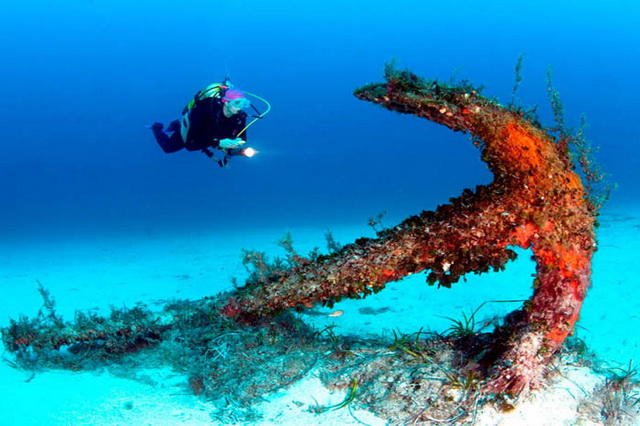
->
xmin=218 ymin=138 xmax=245 ymax=149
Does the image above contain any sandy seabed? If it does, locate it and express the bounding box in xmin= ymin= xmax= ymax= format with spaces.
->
xmin=1 ymin=205 xmax=639 ymax=425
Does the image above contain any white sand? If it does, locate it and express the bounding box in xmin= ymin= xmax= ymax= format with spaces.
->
xmin=1 ymin=206 xmax=638 ymax=424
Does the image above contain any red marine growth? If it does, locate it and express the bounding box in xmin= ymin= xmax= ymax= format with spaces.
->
xmin=226 ymin=65 xmax=600 ymax=398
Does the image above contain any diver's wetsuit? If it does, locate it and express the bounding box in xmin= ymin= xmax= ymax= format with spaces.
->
xmin=152 ymin=96 xmax=247 ymax=156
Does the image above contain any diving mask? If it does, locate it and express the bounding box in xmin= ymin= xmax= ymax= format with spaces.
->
xmin=227 ymin=97 xmax=251 ymax=109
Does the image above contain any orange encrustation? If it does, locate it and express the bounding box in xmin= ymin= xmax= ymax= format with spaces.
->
xmin=225 ymin=66 xmax=599 ymax=397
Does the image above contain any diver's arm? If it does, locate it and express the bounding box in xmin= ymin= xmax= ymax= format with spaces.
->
xmin=236 ymin=113 xmax=248 ymax=143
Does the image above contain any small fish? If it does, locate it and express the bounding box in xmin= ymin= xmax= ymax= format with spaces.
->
xmin=328 ymin=310 xmax=344 ymax=317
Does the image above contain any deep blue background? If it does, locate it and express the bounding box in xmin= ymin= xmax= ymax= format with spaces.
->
xmin=1 ymin=0 xmax=638 ymax=241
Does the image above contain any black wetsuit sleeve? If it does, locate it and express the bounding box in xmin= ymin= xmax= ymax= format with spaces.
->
xmin=236 ymin=113 xmax=248 ymax=142
xmin=184 ymin=99 xmax=249 ymax=152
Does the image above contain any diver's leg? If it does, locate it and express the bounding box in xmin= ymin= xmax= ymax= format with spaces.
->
xmin=165 ymin=120 xmax=180 ymax=133
xmin=151 ymin=121 xmax=185 ymax=153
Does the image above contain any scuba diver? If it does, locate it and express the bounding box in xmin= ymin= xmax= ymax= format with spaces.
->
xmin=151 ymin=79 xmax=270 ymax=167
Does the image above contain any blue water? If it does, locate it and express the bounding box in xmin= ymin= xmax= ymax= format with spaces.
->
xmin=3 ymin=0 xmax=637 ymax=241
xmin=1 ymin=1 xmax=639 ymax=422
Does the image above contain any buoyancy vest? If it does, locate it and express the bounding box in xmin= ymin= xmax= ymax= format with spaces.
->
xmin=180 ymin=83 xmax=229 ymax=142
